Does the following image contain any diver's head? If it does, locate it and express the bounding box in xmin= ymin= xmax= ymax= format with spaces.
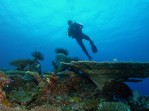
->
xmin=68 ymin=20 xmax=73 ymax=25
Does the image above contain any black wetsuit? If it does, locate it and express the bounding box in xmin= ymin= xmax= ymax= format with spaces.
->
xmin=68 ymin=22 xmax=96 ymax=60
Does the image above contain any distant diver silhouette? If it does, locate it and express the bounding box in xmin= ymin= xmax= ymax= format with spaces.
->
xmin=67 ymin=20 xmax=97 ymax=60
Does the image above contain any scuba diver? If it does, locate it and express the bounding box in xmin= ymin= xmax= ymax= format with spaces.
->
xmin=67 ymin=20 xmax=97 ymax=60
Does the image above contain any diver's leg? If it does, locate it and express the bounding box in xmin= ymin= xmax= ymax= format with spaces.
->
xmin=76 ymin=39 xmax=92 ymax=60
xmin=81 ymin=33 xmax=93 ymax=44
xmin=82 ymin=33 xmax=98 ymax=53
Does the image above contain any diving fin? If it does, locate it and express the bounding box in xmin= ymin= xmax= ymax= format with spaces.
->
xmin=91 ymin=43 xmax=98 ymax=53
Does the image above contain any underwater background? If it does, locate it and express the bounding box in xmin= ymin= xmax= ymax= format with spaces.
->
xmin=0 ymin=0 xmax=149 ymax=96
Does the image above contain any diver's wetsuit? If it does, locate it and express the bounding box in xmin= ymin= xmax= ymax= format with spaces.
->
xmin=75 ymin=33 xmax=93 ymax=60
xmin=67 ymin=21 xmax=97 ymax=60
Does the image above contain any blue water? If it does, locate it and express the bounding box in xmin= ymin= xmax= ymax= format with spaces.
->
xmin=0 ymin=0 xmax=149 ymax=95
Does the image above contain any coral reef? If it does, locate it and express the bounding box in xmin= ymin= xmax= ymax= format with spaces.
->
xmin=102 ymin=80 xmax=132 ymax=101
xmin=0 ymin=71 xmax=11 ymax=106
xmin=33 ymin=71 xmax=99 ymax=110
xmin=61 ymin=61 xmax=149 ymax=90
xmin=9 ymin=59 xmax=33 ymax=70
xmin=31 ymin=51 xmax=44 ymax=61
xmin=52 ymin=53 xmax=79 ymax=73
xmin=1 ymin=60 xmax=149 ymax=110
xmin=56 ymin=71 xmax=76 ymax=77
xmin=4 ymin=70 xmax=42 ymax=106
xmin=98 ymin=102 xmax=131 ymax=111
xmin=0 ymin=89 xmax=6 ymax=104
xmin=30 ymin=105 xmax=61 ymax=111
xmin=53 ymin=53 xmax=67 ymax=71
xmin=45 ymin=72 xmax=59 ymax=96
xmin=9 ymin=58 xmax=42 ymax=75
xmin=0 ymin=105 xmax=61 ymax=111
xmin=129 ymin=90 xmax=149 ymax=111
xmin=55 ymin=48 xmax=69 ymax=56
xmin=52 ymin=48 xmax=80 ymax=72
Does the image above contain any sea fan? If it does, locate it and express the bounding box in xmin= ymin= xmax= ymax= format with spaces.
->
xmin=31 ymin=51 xmax=44 ymax=60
